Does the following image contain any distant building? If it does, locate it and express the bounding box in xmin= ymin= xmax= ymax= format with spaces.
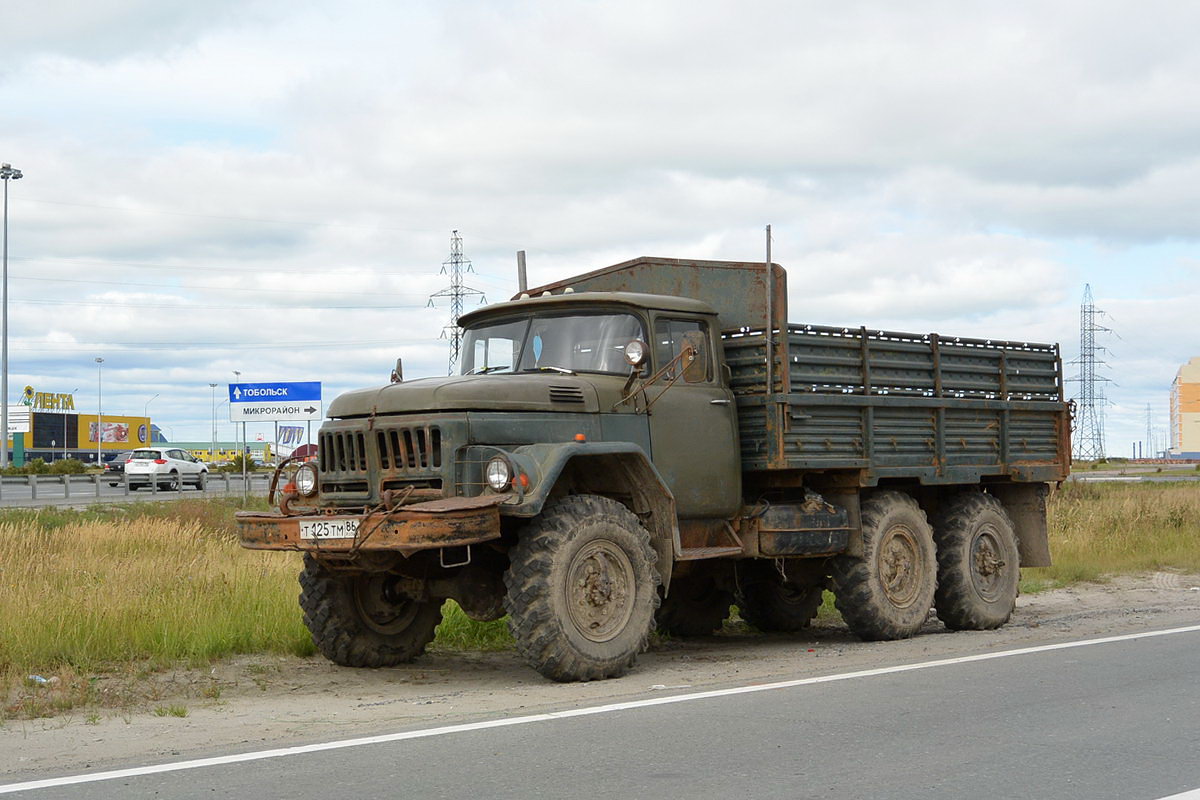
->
xmin=1169 ymin=357 xmax=1200 ymax=458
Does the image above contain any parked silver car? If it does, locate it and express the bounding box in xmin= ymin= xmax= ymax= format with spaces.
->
xmin=124 ymin=448 xmax=208 ymax=491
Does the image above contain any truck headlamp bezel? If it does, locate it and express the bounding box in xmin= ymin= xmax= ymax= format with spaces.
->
xmin=485 ymin=456 xmax=512 ymax=492
xmin=294 ymin=463 xmax=319 ymax=497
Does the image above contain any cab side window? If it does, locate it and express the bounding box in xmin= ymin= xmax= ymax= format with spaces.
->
xmin=653 ymin=318 xmax=712 ymax=382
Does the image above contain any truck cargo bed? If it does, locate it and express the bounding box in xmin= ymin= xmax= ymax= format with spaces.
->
xmin=724 ymin=324 xmax=1070 ymax=484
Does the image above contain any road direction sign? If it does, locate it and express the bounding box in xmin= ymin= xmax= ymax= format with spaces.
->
xmin=228 ymin=382 xmax=323 ymax=422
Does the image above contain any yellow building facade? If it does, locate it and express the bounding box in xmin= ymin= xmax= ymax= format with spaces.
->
xmin=1170 ymin=357 xmax=1200 ymax=457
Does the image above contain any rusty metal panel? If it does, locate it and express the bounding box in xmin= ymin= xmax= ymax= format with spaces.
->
xmin=756 ymin=501 xmax=852 ymax=556
xmin=236 ymin=498 xmax=502 ymax=554
xmin=521 ymin=257 xmax=788 ymax=334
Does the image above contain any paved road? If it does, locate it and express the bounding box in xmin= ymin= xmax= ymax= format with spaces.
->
xmin=0 ymin=473 xmax=271 ymax=507
xmin=5 ymin=626 xmax=1199 ymax=799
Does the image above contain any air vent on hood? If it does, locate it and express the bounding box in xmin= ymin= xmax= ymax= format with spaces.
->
xmin=548 ymin=385 xmax=586 ymax=404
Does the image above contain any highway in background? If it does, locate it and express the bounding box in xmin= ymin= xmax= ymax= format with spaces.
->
xmin=0 ymin=473 xmax=271 ymax=507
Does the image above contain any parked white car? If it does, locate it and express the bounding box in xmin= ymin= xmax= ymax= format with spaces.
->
xmin=124 ymin=448 xmax=208 ymax=491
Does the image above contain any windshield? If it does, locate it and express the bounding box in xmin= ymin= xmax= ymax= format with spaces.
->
xmin=461 ymin=312 xmax=645 ymax=376
xmin=130 ymin=450 xmax=161 ymax=460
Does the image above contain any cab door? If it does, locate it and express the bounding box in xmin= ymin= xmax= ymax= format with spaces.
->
xmin=645 ymin=315 xmax=741 ymax=518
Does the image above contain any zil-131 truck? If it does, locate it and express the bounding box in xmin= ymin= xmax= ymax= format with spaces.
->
xmin=237 ymin=257 xmax=1071 ymax=682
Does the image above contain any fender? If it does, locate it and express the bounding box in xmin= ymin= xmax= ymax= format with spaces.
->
xmin=504 ymin=442 xmax=679 ymax=589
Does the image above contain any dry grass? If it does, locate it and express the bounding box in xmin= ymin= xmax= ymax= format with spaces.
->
xmin=1021 ymin=480 xmax=1200 ymax=591
xmin=0 ymin=500 xmax=311 ymax=719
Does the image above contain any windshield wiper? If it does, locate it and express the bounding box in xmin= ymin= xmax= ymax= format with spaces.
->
xmin=468 ymin=365 xmax=510 ymax=375
xmin=524 ymin=365 xmax=576 ymax=375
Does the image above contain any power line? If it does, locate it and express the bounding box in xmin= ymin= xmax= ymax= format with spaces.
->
xmin=428 ymin=230 xmax=485 ymax=375
xmin=7 ymin=272 xmax=432 ymax=298
xmin=23 ymin=197 xmax=429 ymax=232
xmin=11 ymin=298 xmax=423 ymax=311
xmin=9 ymin=254 xmax=515 ymax=285
xmin=17 ymin=338 xmax=426 ymax=353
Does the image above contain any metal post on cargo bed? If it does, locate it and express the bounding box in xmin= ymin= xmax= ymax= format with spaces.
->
xmin=517 ymin=250 xmax=527 ymax=293
xmin=765 ymin=224 xmax=773 ymax=395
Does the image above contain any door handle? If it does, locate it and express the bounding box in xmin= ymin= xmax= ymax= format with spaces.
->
xmin=710 ymin=399 xmax=731 ymax=405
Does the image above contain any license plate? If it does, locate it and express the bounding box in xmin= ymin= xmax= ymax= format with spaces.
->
xmin=299 ymin=518 xmax=360 ymax=541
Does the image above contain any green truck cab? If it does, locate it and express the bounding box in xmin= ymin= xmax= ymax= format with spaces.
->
xmin=237 ymin=257 xmax=1071 ymax=681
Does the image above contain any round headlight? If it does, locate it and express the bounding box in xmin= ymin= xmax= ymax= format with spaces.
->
xmin=624 ymin=339 xmax=648 ymax=366
xmin=295 ymin=463 xmax=319 ymax=497
xmin=485 ymin=456 xmax=512 ymax=492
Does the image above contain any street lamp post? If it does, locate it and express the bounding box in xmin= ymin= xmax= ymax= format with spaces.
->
xmin=144 ymin=393 xmax=159 ymax=418
xmin=1 ymin=162 xmax=24 ymax=469
xmin=95 ymin=357 xmax=104 ymax=464
xmin=209 ymin=383 xmax=217 ymax=461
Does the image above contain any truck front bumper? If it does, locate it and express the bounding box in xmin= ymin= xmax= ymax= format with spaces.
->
xmin=236 ymin=494 xmax=505 ymax=554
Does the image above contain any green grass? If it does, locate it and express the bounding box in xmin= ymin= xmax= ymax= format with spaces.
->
xmin=431 ymin=602 xmax=513 ymax=652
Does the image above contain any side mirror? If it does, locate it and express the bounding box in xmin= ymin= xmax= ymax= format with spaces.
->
xmin=391 ymin=358 xmax=403 ymax=384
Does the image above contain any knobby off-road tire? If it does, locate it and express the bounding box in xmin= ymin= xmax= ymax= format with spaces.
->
xmin=832 ymin=491 xmax=936 ymax=641
xmin=736 ymin=561 xmax=827 ymax=633
xmin=299 ymin=555 xmax=443 ymax=668
xmin=933 ymin=491 xmax=1020 ymax=630
xmin=504 ymin=494 xmax=660 ymax=682
xmin=656 ymin=573 xmax=732 ymax=637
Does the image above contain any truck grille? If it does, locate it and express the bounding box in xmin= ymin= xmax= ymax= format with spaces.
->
xmin=378 ymin=426 xmax=442 ymax=471
xmin=320 ymin=431 xmax=367 ymax=473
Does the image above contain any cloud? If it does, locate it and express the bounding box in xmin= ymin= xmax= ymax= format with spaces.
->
xmin=0 ymin=0 xmax=1197 ymax=452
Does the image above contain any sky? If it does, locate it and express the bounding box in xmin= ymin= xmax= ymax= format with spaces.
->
xmin=1 ymin=0 xmax=1197 ymax=456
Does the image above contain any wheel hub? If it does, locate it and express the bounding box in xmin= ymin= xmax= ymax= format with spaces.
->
xmin=353 ymin=575 xmax=421 ymax=634
xmin=879 ymin=525 xmax=922 ymax=608
xmin=970 ymin=527 xmax=1007 ymax=601
xmin=566 ymin=538 xmax=636 ymax=643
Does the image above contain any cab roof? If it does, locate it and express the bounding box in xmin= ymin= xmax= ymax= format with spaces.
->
xmin=457 ymin=290 xmax=716 ymax=328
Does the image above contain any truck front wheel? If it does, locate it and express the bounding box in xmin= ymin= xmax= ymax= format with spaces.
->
xmin=933 ymin=492 xmax=1020 ymax=630
xmin=832 ymin=491 xmax=936 ymax=641
xmin=504 ymin=494 xmax=660 ymax=682
xmin=299 ymin=556 xmax=443 ymax=667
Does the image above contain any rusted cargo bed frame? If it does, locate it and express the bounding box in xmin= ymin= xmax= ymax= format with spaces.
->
xmin=726 ymin=324 xmax=1069 ymax=484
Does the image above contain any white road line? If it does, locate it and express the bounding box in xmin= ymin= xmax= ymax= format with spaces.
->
xmin=4 ymin=623 xmax=1200 ymax=795
xmin=1157 ymin=791 xmax=1200 ymax=799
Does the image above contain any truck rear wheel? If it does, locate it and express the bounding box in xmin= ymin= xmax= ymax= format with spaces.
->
xmin=736 ymin=561 xmax=826 ymax=633
xmin=832 ymin=491 xmax=936 ymax=641
xmin=504 ymin=494 xmax=660 ymax=682
xmin=299 ymin=556 xmax=443 ymax=667
xmin=933 ymin=492 xmax=1020 ymax=630
xmin=656 ymin=573 xmax=732 ymax=637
